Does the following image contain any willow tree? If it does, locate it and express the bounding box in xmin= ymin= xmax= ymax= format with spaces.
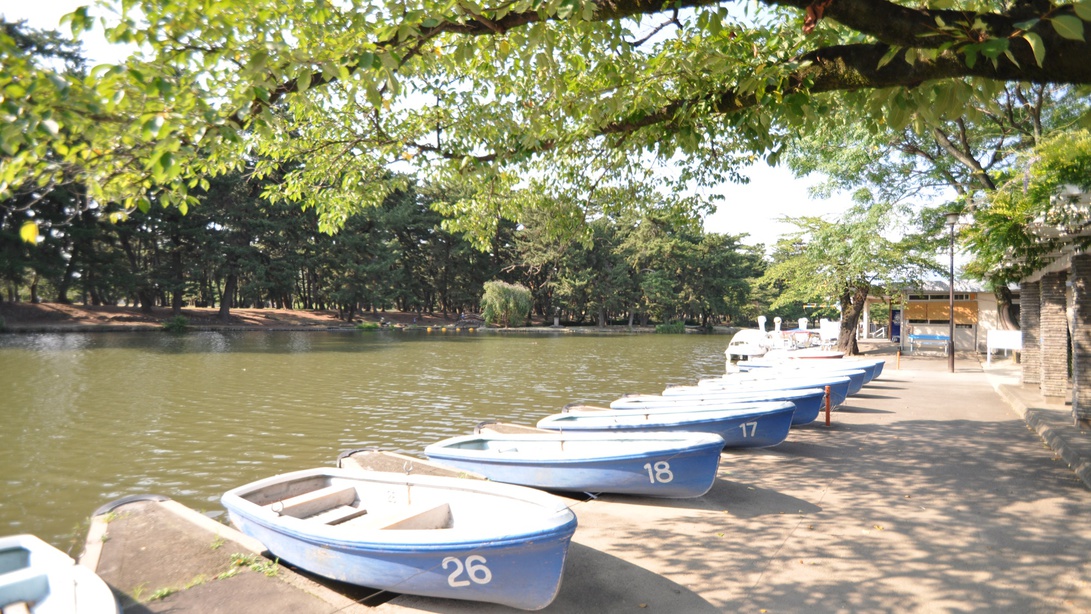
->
xmin=3 ymin=1 xmax=1091 ymax=245
xmin=481 ymin=280 xmax=533 ymax=327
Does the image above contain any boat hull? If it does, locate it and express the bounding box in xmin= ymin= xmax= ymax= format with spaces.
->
xmin=704 ymin=369 xmax=866 ymax=396
xmin=739 ymin=358 xmax=885 ymax=384
xmin=664 ymin=376 xmax=851 ymax=408
xmin=538 ymin=401 xmax=796 ymax=449
xmin=610 ymin=388 xmax=825 ymax=425
xmin=222 ymin=468 xmax=577 ymax=611
xmin=425 ymin=432 xmax=725 ymax=498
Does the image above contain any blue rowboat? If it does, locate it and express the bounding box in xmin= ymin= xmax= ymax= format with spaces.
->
xmin=738 ymin=358 xmax=886 ymax=384
xmin=221 ymin=467 xmax=577 ymax=610
xmin=424 ymin=431 xmax=725 ymax=498
xmin=608 ymin=387 xmax=825 ymax=425
xmin=0 ymin=534 xmax=118 ymax=614
xmin=703 ymin=368 xmax=867 ymax=396
xmin=537 ymin=401 xmax=796 ymax=449
xmin=663 ymin=375 xmax=851 ymax=408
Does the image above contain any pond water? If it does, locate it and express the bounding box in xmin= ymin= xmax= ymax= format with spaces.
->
xmin=0 ymin=329 xmax=729 ymax=552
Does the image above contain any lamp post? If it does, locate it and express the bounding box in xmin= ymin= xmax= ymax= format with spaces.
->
xmin=946 ymin=212 xmax=959 ymax=373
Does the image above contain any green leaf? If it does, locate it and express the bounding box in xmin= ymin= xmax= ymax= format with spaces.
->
xmin=877 ymin=45 xmax=900 ymax=70
xmin=1022 ymin=32 xmax=1045 ymax=67
xmin=1050 ymin=15 xmax=1085 ymax=41
xmin=19 ymin=221 xmax=38 ymax=244
xmin=141 ymin=115 xmax=164 ymax=140
xmin=1013 ymin=18 xmax=1039 ymax=31
xmin=1076 ymin=1 xmax=1091 ymax=21
xmin=365 ymin=83 xmax=382 ymax=107
xmin=556 ymin=0 xmax=575 ymax=19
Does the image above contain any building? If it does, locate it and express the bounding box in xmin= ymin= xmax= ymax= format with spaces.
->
xmin=894 ymin=282 xmax=1018 ymax=353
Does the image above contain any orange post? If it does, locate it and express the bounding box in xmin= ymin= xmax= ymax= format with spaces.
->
xmin=897 ymin=350 xmax=901 ymax=370
xmin=824 ymin=385 xmax=831 ymax=427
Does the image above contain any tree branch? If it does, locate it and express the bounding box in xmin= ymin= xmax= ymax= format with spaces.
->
xmin=932 ymin=125 xmax=997 ymax=191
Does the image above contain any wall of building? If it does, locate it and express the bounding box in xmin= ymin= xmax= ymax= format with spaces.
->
xmin=896 ymin=290 xmax=1011 ymax=352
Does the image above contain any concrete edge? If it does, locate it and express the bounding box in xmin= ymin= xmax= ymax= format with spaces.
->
xmin=80 ymin=498 xmax=371 ymax=613
xmin=156 ymin=499 xmax=268 ymax=554
xmin=79 ymin=511 xmax=109 ymax=572
xmin=990 ymin=380 xmax=1091 ymax=491
xmin=157 ymin=500 xmax=373 ymax=612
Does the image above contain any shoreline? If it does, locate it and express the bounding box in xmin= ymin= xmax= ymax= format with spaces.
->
xmin=0 ymin=302 xmax=736 ymax=335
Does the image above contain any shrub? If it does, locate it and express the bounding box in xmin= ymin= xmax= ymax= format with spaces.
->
xmin=655 ymin=322 xmax=686 ymax=334
xmin=481 ymin=281 xmax=532 ymax=328
xmin=356 ymin=322 xmax=380 ymax=330
xmin=162 ymin=316 xmax=189 ymax=333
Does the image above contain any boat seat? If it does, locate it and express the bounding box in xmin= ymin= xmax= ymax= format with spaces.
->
xmin=562 ymin=403 xmax=608 ymax=412
xmin=3 ymin=602 xmax=31 ymax=614
xmin=307 ymin=504 xmax=370 ymax=525
xmin=268 ymin=485 xmax=357 ymax=518
xmin=0 ymin=568 xmax=49 ymax=613
xmin=345 ymin=502 xmax=453 ymax=531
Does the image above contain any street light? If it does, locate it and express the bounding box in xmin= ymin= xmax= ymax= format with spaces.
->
xmin=946 ymin=211 xmax=959 ymax=373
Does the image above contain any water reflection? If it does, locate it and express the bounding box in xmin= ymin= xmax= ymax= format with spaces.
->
xmin=0 ymin=330 xmax=727 ymax=548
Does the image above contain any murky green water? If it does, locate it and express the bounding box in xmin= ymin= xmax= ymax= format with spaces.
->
xmin=0 ymin=329 xmax=727 ymax=552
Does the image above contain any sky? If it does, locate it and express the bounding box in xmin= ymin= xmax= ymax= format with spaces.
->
xmin=5 ymin=2 xmax=856 ymax=250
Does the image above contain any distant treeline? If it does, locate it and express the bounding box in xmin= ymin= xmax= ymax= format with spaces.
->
xmin=0 ymin=173 xmax=768 ymax=326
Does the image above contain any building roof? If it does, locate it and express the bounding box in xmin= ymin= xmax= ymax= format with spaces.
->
xmin=1012 ymin=185 xmax=1091 ymax=284
xmin=906 ymin=280 xmax=994 ymax=294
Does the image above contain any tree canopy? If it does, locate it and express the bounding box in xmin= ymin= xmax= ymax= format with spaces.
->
xmin=3 ymin=0 xmax=1091 ymax=243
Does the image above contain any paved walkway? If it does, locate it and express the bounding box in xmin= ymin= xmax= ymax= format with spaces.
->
xmin=984 ymin=358 xmax=1091 ymax=491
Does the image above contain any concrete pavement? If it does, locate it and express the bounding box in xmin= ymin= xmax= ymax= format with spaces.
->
xmin=986 ymin=358 xmax=1091 ymax=491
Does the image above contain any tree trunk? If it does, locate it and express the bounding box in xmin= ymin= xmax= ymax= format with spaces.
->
xmin=29 ymin=273 xmax=40 ymax=303
xmin=597 ymin=306 xmax=607 ymax=327
xmin=995 ymin=286 xmax=1018 ymax=330
xmin=219 ymin=273 xmax=237 ymax=321
xmin=116 ymin=231 xmax=156 ymax=314
xmin=837 ymin=284 xmax=870 ymax=356
xmin=170 ymin=225 xmax=184 ymax=316
xmin=55 ymin=247 xmax=78 ymax=303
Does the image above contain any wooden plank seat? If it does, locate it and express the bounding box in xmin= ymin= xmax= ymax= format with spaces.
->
xmin=562 ymin=403 xmax=610 ymax=412
xmin=474 ymin=420 xmax=550 ymax=435
xmin=266 ymin=484 xmax=452 ymax=530
xmin=309 ymin=504 xmax=370 ymax=526
xmin=342 ymin=502 xmax=453 ymax=531
xmin=0 ymin=568 xmax=48 ymax=613
xmin=267 ymin=485 xmax=358 ymax=519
